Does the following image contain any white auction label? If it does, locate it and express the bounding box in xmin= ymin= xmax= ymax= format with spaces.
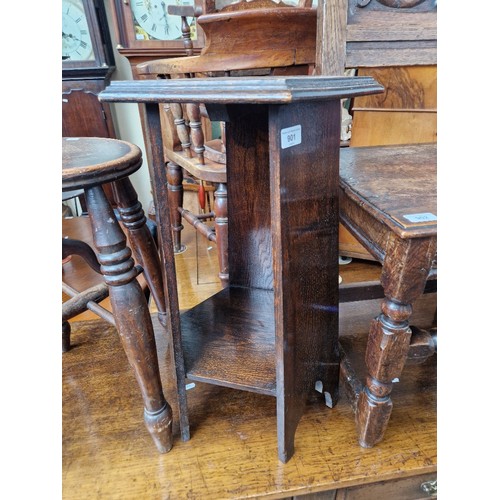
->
xmin=281 ymin=125 xmax=302 ymax=149
xmin=403 ymin=212 xmax=437 ymax=223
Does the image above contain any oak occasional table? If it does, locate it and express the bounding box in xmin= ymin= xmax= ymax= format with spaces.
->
xmin=99 ymin=75 xmax=383 ymax=462
xmin=338 ymin=143 xmax=437 ymax=448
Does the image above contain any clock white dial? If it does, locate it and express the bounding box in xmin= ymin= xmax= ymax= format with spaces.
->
xmin=130 ymin=0 xmax=195 ymax=41
xmin=62 ymin=0 xmax=95 ymax=61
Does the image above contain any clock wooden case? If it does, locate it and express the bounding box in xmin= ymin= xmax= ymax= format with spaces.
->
xmin=62 ymin=0 xmax=116 ymax=139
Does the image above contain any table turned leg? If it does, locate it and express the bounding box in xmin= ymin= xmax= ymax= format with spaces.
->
xmin=356 ymin=235 xmax=436 ymax=447
xmin=112 ymin=177 xmax=169 ymax=326
xmin=86 ymin=184 xmax=173 ymax=453
xmin=166 ymin=161 xmax=186 ymax=254
xmin=356 ymin=297 xmax=412 ymax=447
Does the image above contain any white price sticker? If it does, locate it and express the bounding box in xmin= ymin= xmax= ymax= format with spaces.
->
xmin=281 ymin=125 xmax=302 ymax=149
xmin=403 ymin=212 xmax=437 ymax=223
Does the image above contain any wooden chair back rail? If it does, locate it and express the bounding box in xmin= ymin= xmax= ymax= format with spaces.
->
xmin=139 ymin=9 xmax=317 ymax=76
xmin=214 ymin=0 xmax=314 ymax=12
xmin=168 ymin=0 xmax=316 ymax=59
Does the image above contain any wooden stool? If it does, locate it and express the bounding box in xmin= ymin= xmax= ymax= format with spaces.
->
xmin=62 ymin=137 xmax=173 ymax=454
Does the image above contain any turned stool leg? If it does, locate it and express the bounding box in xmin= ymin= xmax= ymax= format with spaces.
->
xmin=214 ymin=182 xmax=229 ymax=287
xmin=166 ymin=161 xmax=185 ymax=254
xmin=112 ymin=177 xmax=168 ymax=326
xmin=356 ymin=236 xmax=436 ymax=447
xmin=86 ymin=184 xmax=173 ymax=453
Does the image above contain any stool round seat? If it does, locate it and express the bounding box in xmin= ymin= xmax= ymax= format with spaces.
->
xmin=62 ymin=137 xmax=142 ymax=191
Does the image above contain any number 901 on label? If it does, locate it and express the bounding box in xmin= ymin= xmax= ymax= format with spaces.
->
xmin=280 ymin=125 xmax=302 ymax=149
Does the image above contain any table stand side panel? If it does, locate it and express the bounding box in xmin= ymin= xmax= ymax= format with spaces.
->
xmin=217 ymin=101 xmax=340 ymax=462
xmin=225 ymin=101 xmax=341 ymax=462
xmin=270 ymin=101 xmax=341 ymax=463
xmin=226 ymin=105 xmax=274 ymax=291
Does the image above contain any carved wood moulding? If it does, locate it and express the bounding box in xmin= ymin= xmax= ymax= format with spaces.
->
xmin=356 ymin=0 xmax=436 ymax=9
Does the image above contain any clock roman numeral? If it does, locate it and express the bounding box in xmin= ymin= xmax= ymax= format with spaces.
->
xmin=141 ymin=13 xmax=148 ymax=22
xmin=151 ymin=23 xmax=157 ymax=32
xmin=75 ymin=16 xmax=82 ymax=23
xmin=80 ymin=41 xmax=88 ymax=49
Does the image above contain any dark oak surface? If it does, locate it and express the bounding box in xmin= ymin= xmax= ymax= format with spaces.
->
xmin=340 ymin=143 xmax=437 ymax=239
xmin=181 ymin=287 xmax=277 ymax=394
xmin=99 ymin=75 xmax=384 ymax=104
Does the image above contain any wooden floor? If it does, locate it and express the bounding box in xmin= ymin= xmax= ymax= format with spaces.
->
xmin=62 ymin=214 xmax=437 ymax=499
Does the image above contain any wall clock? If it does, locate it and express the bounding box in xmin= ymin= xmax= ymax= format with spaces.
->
xmin=130 ymin=0 xmax=195 ymax=42
xmin=62 ymin=0 xmax=114 ymax=76
xmin=63 ymin=0 xmax=96 ymax=61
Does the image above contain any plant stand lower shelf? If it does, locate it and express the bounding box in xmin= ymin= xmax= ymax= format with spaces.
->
xmin=181 ymin=287 xmax=277 ymax=395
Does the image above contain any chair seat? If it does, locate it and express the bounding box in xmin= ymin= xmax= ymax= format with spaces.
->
xmin=167 ymin=147 xmax=227 ymax=184
xmin=339 ymin=143 xmax=437 ymax=240
xmin=62 ymin=137 xmax=143 ymax=191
